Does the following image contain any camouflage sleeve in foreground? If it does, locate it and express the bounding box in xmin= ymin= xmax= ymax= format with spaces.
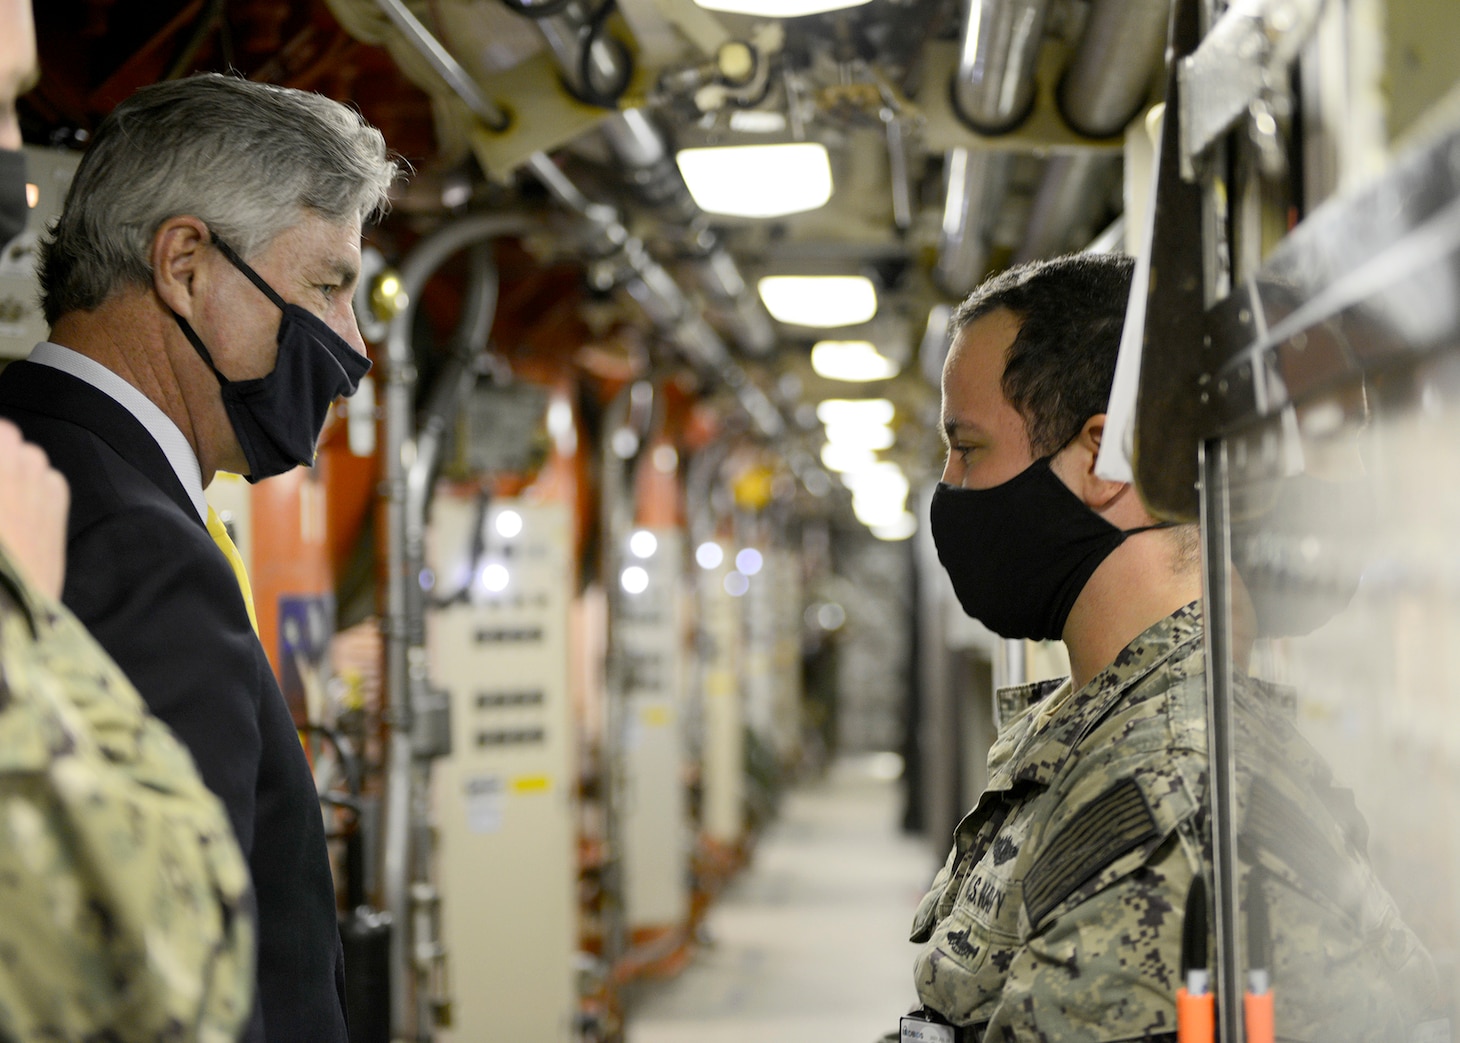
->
xmin=0 ymin=548 xmax=254 ymax=1042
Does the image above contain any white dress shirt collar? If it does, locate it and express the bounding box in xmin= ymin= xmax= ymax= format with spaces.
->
xmin=27 ymin=341 xmax=209 ymax=522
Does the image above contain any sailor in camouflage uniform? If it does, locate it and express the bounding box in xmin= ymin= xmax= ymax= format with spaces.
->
xmin=0 ymin=420 xmax=253 ymax=1041
xmin=913 ymin=254 xmax=1436 ymax=1040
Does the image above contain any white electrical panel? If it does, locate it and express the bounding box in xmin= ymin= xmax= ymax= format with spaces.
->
xmin=0 ymin=146 xmax=79 ymax=359
xmin=616 ymin=526 xmax=690 ymax=932
xmin=429 ymin=494 xmax=577 ymax=1043
xmin=697 ymin=555 xmax=744 ymax=844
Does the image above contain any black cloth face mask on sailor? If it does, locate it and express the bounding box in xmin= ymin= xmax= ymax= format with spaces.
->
xmin=929 ymin=456 xmax=1171 ymax=642
xmin=172 ymin=236 xmax=372 ymax=483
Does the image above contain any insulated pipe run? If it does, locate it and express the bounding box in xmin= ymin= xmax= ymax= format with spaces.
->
xmin=381 ymin=213 xmax=528 ymax=1040
xmin=934 ymin=147 xmax=1012 ymax=298
xmin=952 ymin=0 xmax=1053 ymax=135
xmin=1057 ymin=0 xmax=1168 ymax=138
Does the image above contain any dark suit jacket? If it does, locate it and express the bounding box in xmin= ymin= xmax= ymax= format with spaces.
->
xmin=0 ymin=361 xmax=348 ymax=1043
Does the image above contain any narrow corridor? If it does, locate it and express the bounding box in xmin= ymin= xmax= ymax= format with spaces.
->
xmin=628 ymin=756 xmax=939 ymax=1043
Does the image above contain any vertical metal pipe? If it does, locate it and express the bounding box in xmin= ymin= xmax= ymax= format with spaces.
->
xmin=1199 ymin=439 xmax=1241 ymax=1043
xmin=951 ymin=0 xmax=1053 ymax=135
xmin=885 ymin=113 xmax=914 ymax=231
xmin=380 ymin=215 xmax=524 ymax=1040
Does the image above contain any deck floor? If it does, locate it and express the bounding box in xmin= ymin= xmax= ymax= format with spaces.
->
xmin=626 ymin=756 xmax=938 ymax=1043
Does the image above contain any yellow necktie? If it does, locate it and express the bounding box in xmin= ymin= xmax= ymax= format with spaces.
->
xmin=206 ymin=505 xmax=259 ymax=634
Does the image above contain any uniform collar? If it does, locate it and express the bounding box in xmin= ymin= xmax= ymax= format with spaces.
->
xmin=987 ymin=601 xmax=1204 ymax=791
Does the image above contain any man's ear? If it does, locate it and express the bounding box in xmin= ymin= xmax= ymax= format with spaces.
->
xmin=151 ymin=216 xmax=211 ymax=319
xmin=1060 ymin=413 xmax=1128 ymax=510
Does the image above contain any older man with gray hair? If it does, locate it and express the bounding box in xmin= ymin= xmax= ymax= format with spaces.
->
xmin=0 ymin=73 xmax=400 ymax=1042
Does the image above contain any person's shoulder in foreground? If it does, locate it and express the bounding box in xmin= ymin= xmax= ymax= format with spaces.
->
xmin=0 ymin=420 xmax=253 ymax=1040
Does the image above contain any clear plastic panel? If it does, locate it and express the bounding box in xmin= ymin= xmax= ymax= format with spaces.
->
xmin=1217 ymin=353 xmax=1460 ymax=1041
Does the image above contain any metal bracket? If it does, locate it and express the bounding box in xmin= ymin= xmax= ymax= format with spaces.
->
xmin=1177 ymin=0 xmax=1326 ymax=179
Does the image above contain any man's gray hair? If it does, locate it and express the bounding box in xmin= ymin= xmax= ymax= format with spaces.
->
xmin=39 ymin=73 xmax=400 ymax=323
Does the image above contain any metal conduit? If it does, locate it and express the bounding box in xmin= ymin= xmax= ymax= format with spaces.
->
xmin=951 ymin=0 xmax=1053 ymax=135
xmin=595 ymin=379 xmax=658 ymax=972
xmin=1057 ymin=0 xmax=1169 ymax=139
xmin=381 ymin=213 xmax=530 ymax=1039
xmin=373 ymin=0 xmax=510 ymax=132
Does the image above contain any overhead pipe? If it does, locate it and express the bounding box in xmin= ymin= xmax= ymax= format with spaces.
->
xmin=381 ymin=212 xmax=529 ymax=1040
xmin=951 ymin=0 xmax=1053 ymax=135
xmin=374 ymin=0 xmax=783 ymax=435
xmin=1056 ymin=0 xmax=1169 ymax=139
xmin=934 ymin=147 xmax=1012 ymax=298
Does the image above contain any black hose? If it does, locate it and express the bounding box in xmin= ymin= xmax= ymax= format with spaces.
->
xmin=572 ymin=0 xmax=634 ymax=109
xmin=498 ymin=0 xmax=576 ymax=17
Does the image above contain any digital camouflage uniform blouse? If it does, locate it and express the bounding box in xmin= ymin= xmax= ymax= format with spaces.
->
xmin=911 ymin=602 xmax=1437 ymax=1042
xmin=0 ymin=544 xmax=253 ymax=1041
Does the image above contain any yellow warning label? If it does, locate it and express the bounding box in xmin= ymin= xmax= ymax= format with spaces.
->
xmin=511 ymin=774 xmax=552 ymax=794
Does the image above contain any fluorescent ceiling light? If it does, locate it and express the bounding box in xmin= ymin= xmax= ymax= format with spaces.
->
xmin=677 ymin=143 xmax=833 ymax=218
xmin=811 ymin=340 xmax=899 ymax=382
xmin=760 ymin=275 xmax=877 ymax=327
xmin=728 ymin=110 xmax=787 ymax=134
xmin=816 ymin=397 xmax=894 ymax=427
xmin=694 ymin=0 xmax=872 ymax=16
xmin=823 ymin=420 xmax=894 ymax=452
xmin=820 ymin=443 xmax=876 ymax=474
xmin=844 ymin=463 xmax=909 ymax=504
xmin=853 ymin=492 xmax=909 ymax=529
xmin=872 ymin=512 xmax=918 ymax=541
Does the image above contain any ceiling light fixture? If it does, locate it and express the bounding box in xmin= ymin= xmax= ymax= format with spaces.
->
xmin=811 ymin=339 xmax=900 ymax=382
xmin=676 ymin=142 xmax=833 ymax=218
xmin=693 ymin=0 xmax=872 ymax=16
xmin=823 ymin=421 xmax=894 ymax=452
xmin=760 ymin=275 xmax=878 ymax=327
xmin=872 ymin=512 xmax=918 ymax=541
xmin=820 ymin=443 xmax=876 ymax=474
xmin=816 ymin=397 xmax=894 ymax=428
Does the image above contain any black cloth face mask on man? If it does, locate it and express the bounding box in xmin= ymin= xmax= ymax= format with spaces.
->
xmin=172 ymin=235 xmax=372 ymax=482
xmin=930 ymin=455 xmax=1170 ymax=642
